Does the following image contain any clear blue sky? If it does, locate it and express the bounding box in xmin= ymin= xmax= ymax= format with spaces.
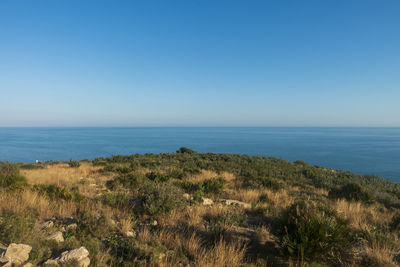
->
xmin=1 ymin=0 xmax=399 ymax=126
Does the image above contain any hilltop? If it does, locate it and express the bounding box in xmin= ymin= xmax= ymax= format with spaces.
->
xmin=1 ymin=148 xmax=400 ymax=266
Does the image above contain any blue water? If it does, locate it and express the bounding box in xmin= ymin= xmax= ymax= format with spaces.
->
xmin=1 ymin=127 xmax=399 ymax=182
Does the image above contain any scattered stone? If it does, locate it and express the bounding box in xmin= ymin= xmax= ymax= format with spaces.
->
xmin=202 ymin=197 xmax=213 ymax=205
xmin=130 ymin=198 xmax=142 ymax=207
xmin=43 ymin=259 xmax=59 ymax=266
xmin=0 ymin=257 xmax=7 ymax=264
xmin=44 ymin=246 xmax=90 ymax=267
xmin=41 ymin=220 xmax=54 ymax=229
xmin=66 ymin=223 xmax=77 ymax=230
xmin=58 ymin=247 xmax=90 ymax=267
xmin=221 ymin=199 xmax=251 ymax=209
xmin=46 ymin=231 xmax=64 ymax=243
xmin=166 ymin=250 xmax=175 ymax=257
xmin=158 ymin=252 xmax=166 ymax=260
xmin=2 ymin=243 xmax=32 ymax=265
xmin=124 ymin=230 xmax=136 ymax=238
xmin=183 ymin=193 xmax=192 ymax=200
xmin=0 ymin=242 xmax=6 ymax=258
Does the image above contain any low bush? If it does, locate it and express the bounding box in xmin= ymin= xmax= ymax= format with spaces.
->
xmin=242 ymin=176 xmax=283 ymax=191
xmin=328 ymin=182 xmax=375 ymax=203
xmin=390 ymin=212 xmax=400 ymax=231
xmin=176 ymin=178 xmax=226 ymax=200
xmin=115 ymin=166 xmax=133 ymax=174
xmin=202 ymin=177 xmax=226 ymax=195
xmin=19 ymin=163 xmax=45 ymax=170
xmin=146 ymin=171 xmax=171 ymax=183
xmin=204 ymin=210 xmax=248 ymax=228
xmin=0 ymin=213 xmax=36 ymax=243
xmin=140 ymin=182 xmax=186 ymax=215
xmin=176 ymin=147 xmax=197 ymax=154
xmin=34 ymin=184 xmax=85 ymax=202
xmin=75 ymin=212 xmax=114 ymax=239
xmin=279 ymin=201 xmax=352 ymax=263
xmin=102 ymin=192 xmax=131 ymax=209
xmin=68 ymin=160 xmax=81 ymax=168
xmin=168 ymin=168 xmax=185 ymax=179
xmin=0 ymin=162 xmax=27 ymax=189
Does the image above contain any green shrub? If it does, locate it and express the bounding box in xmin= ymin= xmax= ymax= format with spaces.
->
xmin=0 ymin=213 xmax=36 ymax=243
xmin=328 ymin=182 xmax=375 ymax=203
xmin=204 ymin=210 xmax=248 ymax=228
xmin=390 ymin=212 xmax=400 ymax=231
xmin=177 ymin=180 xmax=201 ymax=194
xmin=176 ymin=178 xmax=226 ymax=199
xmin=19 ymin=163 xmax=45 ymax=170
xmin=33 ymin=184 xmax=85 ymax=202
xmin=0 ymin=162 xmax=27 ymax=189
xmin=116 ymin=166 xmax=133 ymax=174
xmin=302 ymin=168 xmax=317 ymax=179
xmin=176 ymin=147 xmax=197 ymax=154
xmin=68 ymin=160 xmax=81 ymax=168
xmin=75 ymin=212 xmax=114 ymax=239
xmin=294 ymin=160 xmax=310 ymax=167
xmin=105 ymin=235 xmax=152 ymax=264
xmin=140 ymin=182 xmax=186 ymax=215
xmin=110 ymin=173 xmax=147 ymax=190
xmin=279 ymin=201 xmax=352 ymax=263
xmin=168 ymin=169 xmax=185 ymax=179
xmin=102 ymin=192 xmax=131 ymax=209
xmin=242 ymin=176 xmax=283 ymax=191
xmin=146 ymin=171 xmax=171 ymax=183
xmin=202 ymin=177 xmax=226 ymax=195
xmin=102 ymin=164 xmax=116 ymax=172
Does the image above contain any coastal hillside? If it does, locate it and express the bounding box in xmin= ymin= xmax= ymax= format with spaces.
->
xmin=1 ymin=148 xmax=400 ymax=266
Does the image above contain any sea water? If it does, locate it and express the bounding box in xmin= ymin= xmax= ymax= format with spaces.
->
xmin=1 ymin=127 xmax=399 ymax=182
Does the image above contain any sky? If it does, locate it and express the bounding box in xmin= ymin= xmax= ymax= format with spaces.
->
xmin=0 ymin=0 xmax=399 ymax=127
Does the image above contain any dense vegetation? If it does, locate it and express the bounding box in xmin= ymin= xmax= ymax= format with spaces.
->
xmin=1 ymin=148 xmax=400 ymax=266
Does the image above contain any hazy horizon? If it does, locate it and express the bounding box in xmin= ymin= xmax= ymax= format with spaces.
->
xmin=1 ymin=1 xmax=399 ymax=127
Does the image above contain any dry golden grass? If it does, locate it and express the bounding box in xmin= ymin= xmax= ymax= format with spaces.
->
xmin=189 ymin=170 xmax=235 ymax=183
xmin=227 ymin=187 xmax=296 ymax=212
xmin=0 ymin=189 xmax=77 ymax=219
xmin=158 ymin=228 xmax=246 ymax=267
xmin=21 ymin=163 xmax=113 ymax=198
xmin=157 ymin=228 xmax=182 ymax=250
xmin=8 ymin=163 xmax=400 ymax=266
xmin=200 ymin=238 xmax=247 ymax=267
xmin=228 ymin=188 xmax=261 ymax=203
xmin=119 ymin=218 xmax=133 ymax=234
xmin=21 ymin=163 xmax=108 ymax=187
xmin=334 ymin=199 xmax=391 ymax=230
xmin=0 ymin=190 xmax=51 ymax=219
xmin=137 ymin=227 xmax=152 ymax=244
xmin=359 ymin=234 xmax=400 ymax=267
xmin=157 ymin=209 xmax=186 ymax=228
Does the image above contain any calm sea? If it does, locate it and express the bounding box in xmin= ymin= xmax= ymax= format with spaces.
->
xmin=1 ymin=127 xmax=399 ymax=182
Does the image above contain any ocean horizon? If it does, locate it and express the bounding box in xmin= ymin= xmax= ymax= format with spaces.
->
xmin=1 ymin=126 xmax=400 ymax=182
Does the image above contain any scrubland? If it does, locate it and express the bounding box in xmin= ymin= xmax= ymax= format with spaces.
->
xmin=1 ymin=147 xmax=400 ymax=266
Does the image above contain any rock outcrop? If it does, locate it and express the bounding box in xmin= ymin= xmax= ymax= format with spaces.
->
xmin=0 ymin=243 xmax=32 ymax=265
xmin=221 ymin=199 xmax=251 ymax=209
xmin=202 ymin=197 xmax=213 ymax=205
xmin=46 ymin=231 xmax=64 ymax=243
xmin=44 ymin=246 xmax=90 ymax=267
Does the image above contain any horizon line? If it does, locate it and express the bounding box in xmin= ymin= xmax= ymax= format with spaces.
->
xmin=1 ymin=125 xmax=400 ymax=128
